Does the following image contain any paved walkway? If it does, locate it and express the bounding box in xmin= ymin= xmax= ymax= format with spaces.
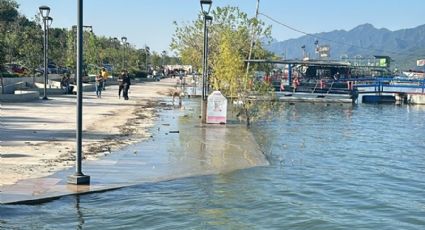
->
xmin=0 ymin=96 xmax=268 ymax=204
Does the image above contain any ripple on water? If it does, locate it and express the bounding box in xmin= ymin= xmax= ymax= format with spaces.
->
xmin=1 ymin=104 xmax=425 ymax=229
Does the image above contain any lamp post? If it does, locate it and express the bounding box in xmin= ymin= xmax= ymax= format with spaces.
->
xmin=200 ymin=0 xmax=212 ymax=124
xmin=39 ymin=5 xmax=51 ymax=100
xmin=145 ymin=45 xmax=150 ymax=72
xmin=68 ymin=0 xmax=90 ymax=185
xmin=161 ymin=50 xmax=166 ymax=67
xmin=46 ymin=16 xmax=53 ymax=74
xmin=110 ymin=37 xmax=119 ymax=72
xmin=121 ymin=36 xmax=127 ymax=70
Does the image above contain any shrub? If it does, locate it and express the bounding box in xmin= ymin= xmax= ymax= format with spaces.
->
xmin=0 ymin=72 xmax=19 ymax=78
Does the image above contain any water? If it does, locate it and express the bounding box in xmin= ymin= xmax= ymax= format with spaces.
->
xmin=2 ymin=103 xmax=425 ymax=229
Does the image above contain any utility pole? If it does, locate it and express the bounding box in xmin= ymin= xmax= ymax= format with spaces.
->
xmin=245 ymin=0 xmax=260 ymax=79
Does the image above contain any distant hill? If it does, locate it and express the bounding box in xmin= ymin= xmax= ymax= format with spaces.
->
xmin=264 ymin=23 xmax=425 ymax=70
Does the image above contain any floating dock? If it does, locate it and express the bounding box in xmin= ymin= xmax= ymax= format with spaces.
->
xmin=276 ymin=92 xmax=354 ymax=103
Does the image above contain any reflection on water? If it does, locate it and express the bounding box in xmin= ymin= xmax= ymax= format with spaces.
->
xmin=75 ymin=195 xmax=84 ymax=230
xmin=1 ymin=103 xmax=425 ymax=229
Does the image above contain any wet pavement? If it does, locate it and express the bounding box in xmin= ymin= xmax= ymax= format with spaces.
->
xmin=0 ymin=99 xmax=268 ymax=204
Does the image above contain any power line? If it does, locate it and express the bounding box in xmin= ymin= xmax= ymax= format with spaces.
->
xmin=258 ymin=12 xmax=409 ymax=57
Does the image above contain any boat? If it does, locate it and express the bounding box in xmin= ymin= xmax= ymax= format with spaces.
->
xmin=402 ymin=70 xmax=424 ymax=79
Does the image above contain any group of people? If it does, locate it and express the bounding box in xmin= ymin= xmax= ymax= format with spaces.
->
xmin=61 ymin=68 xmax=131 ymax=100
xmin=117 ymin=70 xmax=131 ymax=100
xmin=94 ymin=68 xmax=131 ymax=100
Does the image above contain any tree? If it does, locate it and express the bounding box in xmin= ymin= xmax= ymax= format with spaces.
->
xmin=0 ymin=0 xmax=19 ymax=93
xmin=171 ymin=6 xmax=274 ymax=126
xmin=0 ymin=1 xmax=154 ymax=82
xmin=212 ymin=28 xmax=244 ymax=97
xmin=0 ymin=0 xmax=19 ymax=61
xmin=18 ymin=19 xmax=43 ymax=75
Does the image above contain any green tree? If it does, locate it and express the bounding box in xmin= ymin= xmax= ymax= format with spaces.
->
xmin=150 ymin=51 xmax=162 ymax=68
xmin=18 ymin=19 xmax=43 ymax=74
xmin=171 ymin=6 xmax=274 ymax=126
xmin=0 ymin=0 xmax=19 ymax=63
xmin=0 ymin=0 xmax=19 ymax=93
xmin=212 ymin=28 xmax=244 ymax=97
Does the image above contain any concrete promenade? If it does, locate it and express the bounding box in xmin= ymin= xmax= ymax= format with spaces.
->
xmin=0 ymin=78 xmax=268 ymax=204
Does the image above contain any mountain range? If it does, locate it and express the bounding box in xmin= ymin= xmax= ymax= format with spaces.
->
xmin=264 ymin=23 xmax=425 ymax=70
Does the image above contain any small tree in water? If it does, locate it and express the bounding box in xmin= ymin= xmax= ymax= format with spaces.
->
xmin=171 ymin=6 xmax=275 ymax=127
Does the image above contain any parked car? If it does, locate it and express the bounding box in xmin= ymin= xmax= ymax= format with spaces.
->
xmin=5 ymin=63 xmax=29 ymax=76
xmin=36 ymin=64 xmax=59 ymax=74
xmin=58 ymin=66 xmax=71 ymax=74
xmin=102 ymin=64 xmax=113 ymax=73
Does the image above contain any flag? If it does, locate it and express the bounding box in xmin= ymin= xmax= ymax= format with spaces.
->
xmin=417 ymin=59 xmax=425 ymax=67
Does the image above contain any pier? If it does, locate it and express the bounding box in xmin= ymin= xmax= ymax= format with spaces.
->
xmin=355 ymin=78 xmax=425 ymax=104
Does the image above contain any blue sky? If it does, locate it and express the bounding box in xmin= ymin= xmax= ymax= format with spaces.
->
xmin=16 ymin=0 xmax=425 ymax=54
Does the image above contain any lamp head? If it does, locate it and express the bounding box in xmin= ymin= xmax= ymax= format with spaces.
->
xmin=39 ymin=5 xmax=50 ymax=18
xmin=200 ymin=0 xmax=212 ymax=15
xmin=121 ymin=36 xmax=127 ymax=43
xmin=47 ymin=16 xmax=53 ymax=27
xmin=205 ymin=15 xmax=213 ymax=24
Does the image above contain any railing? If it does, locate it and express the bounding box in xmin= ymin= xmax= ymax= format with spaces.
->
xmin=354 ymin=77 xmax=425 ymax=94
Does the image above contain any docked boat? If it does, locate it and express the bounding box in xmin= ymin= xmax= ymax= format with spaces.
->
xmin=402 ymin=70 xmax=424 ymax=79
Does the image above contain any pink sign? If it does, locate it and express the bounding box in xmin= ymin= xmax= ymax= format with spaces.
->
xmin=207 ymin=91 xmax=227 ymax=124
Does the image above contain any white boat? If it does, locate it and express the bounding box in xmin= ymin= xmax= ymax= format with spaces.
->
xmin=402 ymin=70 xmax=424 ymax=79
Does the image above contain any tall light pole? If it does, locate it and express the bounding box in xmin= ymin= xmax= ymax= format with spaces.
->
xmin=301 ymin=45 xmax=306 ymax=59
xmin=46 ymin=16 xmax=53 ymax=67
xmin=246 ymin=0 xmax=260 ymax=79
xmin=39 ymin=5 xmax=51 ymax=100
xmin=68 ymin=0 xmax=90 ymax=185
xmin=113 ymin=37 xmax=119 ymax=72
xmin=121 ymin=36 xmax=127 ymax=70
xmin=200 ymin=0 xmax=212 ymax=124
xmin=109 ymin=37 xmax=119 ymax=72
xmin=161 ymin=50 xmax=166 ymax=67
xmin=145 ymin=45 xmax=150 ymax=72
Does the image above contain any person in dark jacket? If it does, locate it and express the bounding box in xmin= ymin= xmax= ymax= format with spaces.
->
xmin=122 ymin=70 xmax=131 ymax=100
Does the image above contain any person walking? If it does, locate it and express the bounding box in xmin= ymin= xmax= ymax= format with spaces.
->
xmin=101 ymin=67 xmax=109 ymax=90
xmin=95 ymin=71 xmax=103 ymax=98
xmin=122 ymin=70 xmax=131 ymax=100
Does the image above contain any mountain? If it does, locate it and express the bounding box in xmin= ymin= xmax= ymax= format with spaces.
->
xmin=264 ymin=23 xmax=425 ymax=70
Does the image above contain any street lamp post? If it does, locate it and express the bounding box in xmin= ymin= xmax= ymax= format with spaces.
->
xmin=68 ymin=0 xmax=90 ymax=185
xmin=39 ymin=5 xmax=51 ymax=100
xmin=200 ymin=0 xmax=212 ymax=124
xmin=161 ymin=50 xmax=166 ymax=67
xmin=121 ymin=36 xmax=127 ymax=70
xmin=145 ymin=45 xmax=150 ymax=72
xmin=109 ymin=37 xmax=119 ymax=72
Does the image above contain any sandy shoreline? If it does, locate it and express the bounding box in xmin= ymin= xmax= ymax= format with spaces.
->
xmin=0 ymin=79 xmax=179 ymax=186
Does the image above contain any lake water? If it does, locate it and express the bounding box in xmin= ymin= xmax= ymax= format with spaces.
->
xmin=1 ymin=103 xmax=425 ymax=229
